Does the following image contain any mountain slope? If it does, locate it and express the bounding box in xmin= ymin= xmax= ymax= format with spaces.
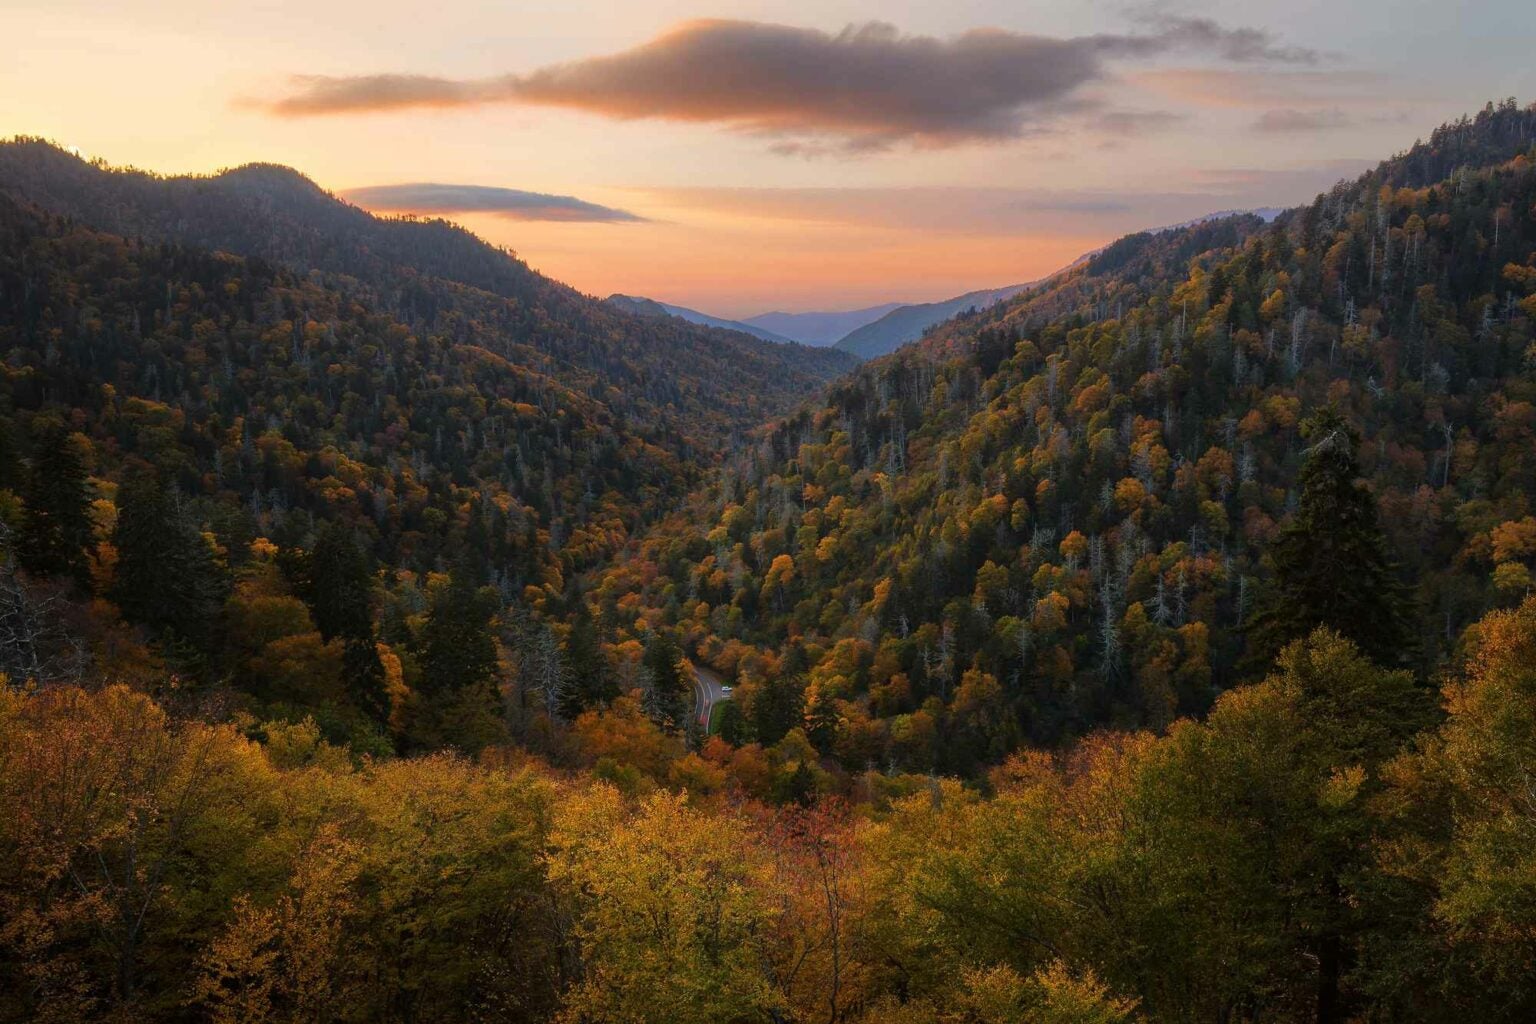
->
xmin=0 ymin=139 xmax=856 ymax=604
xmin=743 ymin=303 xmax=905 ymax=346
xmin=0 ymin=191 xmax=681 ymax=588
xmin=597 ymin=100 xmax=1536 ymax=775
xmin=602 ymin=293 xmax=796 ymax=344
xmin=832 ymin=282 xmax=1036 ymax=359
xmin=0 ymin=139 xmax=855 ymax=453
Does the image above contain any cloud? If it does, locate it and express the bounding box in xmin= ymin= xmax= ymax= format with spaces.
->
xmin=1187 ymin=159 xmax=1376 ymax=194
xmin=627 ymin=179 xmax=1361 ymax=238
xmin=1087 ymin=109 xmax=1187 ymax=136
xmin=1106 ymin=14 xmax=1321 ymax=64
xmin=1252 ymin=108 xmax=1353 ymax=132
xmin=341 ymin=182 xmax=643 ymax=222
xmin=257 ymin=16 xmax=1320 ymax=150
xmin=1132 ymin=68 xmax=1388 ymax=110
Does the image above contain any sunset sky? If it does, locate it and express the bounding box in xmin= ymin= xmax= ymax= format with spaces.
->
xmin=6 ymin=0 xmax=1534 ymax=317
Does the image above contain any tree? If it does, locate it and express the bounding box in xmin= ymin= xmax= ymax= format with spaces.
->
xmin=0 ymin=417 xmax=24 ymax=494
xmin=110 ymin=469 xmax=229 ymax=663
xmin=524 ymin=620 xmax=569 ymax=720
xmin=753 ymin=674 xmax=805 ymax=746
xmin=1249 ymin=409 xmax=1417 ymax=668
xmin=0 ymin=530 xmax=87 ymax=684
xmin=1118 ymin=629 xmax=1429 ymax=1022
xmin=417 ymin=568 xmax=498 ymax=698
xmin=562 ymin=608 xmax=615 ymax=716
xmin=1376 ymin=595 xmax=1536 ymax=1016
xmin=17 ymin=430 xmax=93 ymax=588
xmin=343 ymin=636 xmax=390 ymax=728
xmin=640 ymin=630 xmax=688 ymax=728
xmin=545 ymin=786 xmax=778 ymax=1023
xmin=303 ymin=522 xmax=374 ymax=644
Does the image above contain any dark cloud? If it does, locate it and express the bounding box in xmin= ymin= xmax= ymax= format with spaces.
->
xmin=1252 ymin=107 xmax=1353 ymax=132
xmin=257 ymin=17 xmax=1320 ymax=150
xmin=1105 ymin=14 xmax=1322 ymax=64
xmin=341 ymin=182 xmax=643 ymax=222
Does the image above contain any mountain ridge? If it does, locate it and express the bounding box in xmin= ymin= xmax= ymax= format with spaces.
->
xmin=602 ymin=293 xmax=798 ymax=345
xmin=0 ymin=137 xmax=856 ymax=452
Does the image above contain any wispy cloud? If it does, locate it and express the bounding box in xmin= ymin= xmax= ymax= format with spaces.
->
xmin=628 ymin=176 xmax=1363 ymax=237
xmin=1252 ymin=108 xmax=1353 ymax=132
xmin=1133 ymin=68 xmax=1389 ymax=110
xmin=342 ymin=182 xmax=643 ymax=222
xmin=254 ymin=16 xmax=1320 ymax=151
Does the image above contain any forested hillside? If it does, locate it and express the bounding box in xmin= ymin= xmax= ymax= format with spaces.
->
xmin=5 ymin=103 xmax=1536 ymax=1023
xmin=596 ymin=99 xmax=1536 ymax=772
xmin=0 ymin=139 xmax=855 ymax=454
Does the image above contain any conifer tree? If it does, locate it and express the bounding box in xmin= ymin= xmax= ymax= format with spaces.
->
xmin=1249 ymin=410 xmax=1417 ymax=668
xmin=641 ymin=630 xmax=688 ymax=728
xmin=305 ymin=522 xmax=373 ymax=644
xmin=110 ymin=470 xmax=228 ymax=660
xmin=753 ymin=674 xmax=806 ymax=746
xmin=18 ymin=431 xmax=93 ymax=588
xmin=562 ymin=608 xmax=614 ymax=717
xmin=417 ymin=567 xmax=498 ymax=697
xmin=0 ymin=418 xmax=24 ymax=494
xmin=343 ymin=634 xmax=390 ymax=726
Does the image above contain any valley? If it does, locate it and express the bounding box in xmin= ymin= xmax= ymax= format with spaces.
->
xmin=2 ymin=76 xmax=1536 ymax=1022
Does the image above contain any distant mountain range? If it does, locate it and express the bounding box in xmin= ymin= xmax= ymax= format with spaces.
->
xmin=832 ymin=282 xmax=1038 ymax=359
xmin=741 ymin=304 xmax=906 ymax=346
xmin=604 ymin=205 xmax=1289 ymax=362
xmin=603 ymin=294 xmax=795 ymax=344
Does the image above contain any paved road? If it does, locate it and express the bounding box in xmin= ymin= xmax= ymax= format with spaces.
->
xmin=691 ymin=663 xmax=732 ymax=730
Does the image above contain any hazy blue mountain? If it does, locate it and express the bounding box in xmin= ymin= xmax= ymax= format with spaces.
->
xmin=741 ymin=303 xmax=906 ymax=346
xmin=832 ymin=282 xmax=1036 ymax=360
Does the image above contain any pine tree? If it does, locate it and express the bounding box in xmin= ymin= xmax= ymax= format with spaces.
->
xmin=305 ymin=522 xmax=373 ymax=644
xmin=0 ymin=418 xmax=24 ymax=493
xmin=343 ymin=635 xmax=390 ymax=726
xmin=417 ymin=568 xmax=498 ymax=697
xmin=110 ymin=470 xmax=228 ymax=660
xmin=1248 ymin=410 xmax=1417 ymax=668
xmin=641 ymin=630 xmax=688 ymax=728
xmin=562 ymin=609 xmax=614 ymax=717
xmin=753 ymin=674 xmax=805 ymax=746
xmin=18 ymin=431 xmax=93 ymax=588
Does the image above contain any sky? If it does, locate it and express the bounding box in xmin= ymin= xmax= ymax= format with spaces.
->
xmin=4 ymin=1 xmax=1534 ymax=317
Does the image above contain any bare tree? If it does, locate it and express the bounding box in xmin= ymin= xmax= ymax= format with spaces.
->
xmin=0 ymin=526 xmax=88 ymax=685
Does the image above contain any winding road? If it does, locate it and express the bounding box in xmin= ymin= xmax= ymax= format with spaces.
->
xmin=691 ymin=663 xmax=732 ymax=730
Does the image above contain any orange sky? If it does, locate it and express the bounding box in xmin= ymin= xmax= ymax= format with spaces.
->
xmin=5 ymin=1 xmax=1531 ymax=316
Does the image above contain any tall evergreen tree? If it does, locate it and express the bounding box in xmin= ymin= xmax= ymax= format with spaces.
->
xmin=0 ymin=418 xmax=24 ymax=494
xmin=562 ymin=608 xmax=614 ymax=717
xmin=1249 ymin=410 xmax=1417 ymax=668
xmin=18 ymin=431 xmax=93 ymax=588
xmin=417 ymin=567 xmax=499 ymax=697
xmin=641 ymin=630 xmax=689 ymax=728
xmin=110 ymin=470 xmax=228 ymax=660
xmin=343 ymin=634 xmax=390 ymax=726
xmin=752 ymin=673 xmax=805 ymax=746
xmin=304 ymin=522 xmax=374 ymax=644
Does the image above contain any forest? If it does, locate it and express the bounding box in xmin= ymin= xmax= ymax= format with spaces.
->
xmin=0 ymin=100 xmax=1535 ymax=1021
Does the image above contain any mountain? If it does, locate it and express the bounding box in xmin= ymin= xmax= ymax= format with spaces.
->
xmin=828 ymin=210 xmax=1287 ymax=362
xmin=598 ymin=100 xmax=1536 ymax=773
xmin=0 ymin=139 xmax=855 ymax=454
xmin=6 ymin=100 xmax=1536 ymax=1024
xmin=742 ymin=303 xmax=906 ymax=346
xmin=0 ymin=139 xmax=854 ymax=612
xmin=602 ymin=293 xmax=796 ymax=344
xmin=832 ymin=281 xmax=1038 ymax=359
